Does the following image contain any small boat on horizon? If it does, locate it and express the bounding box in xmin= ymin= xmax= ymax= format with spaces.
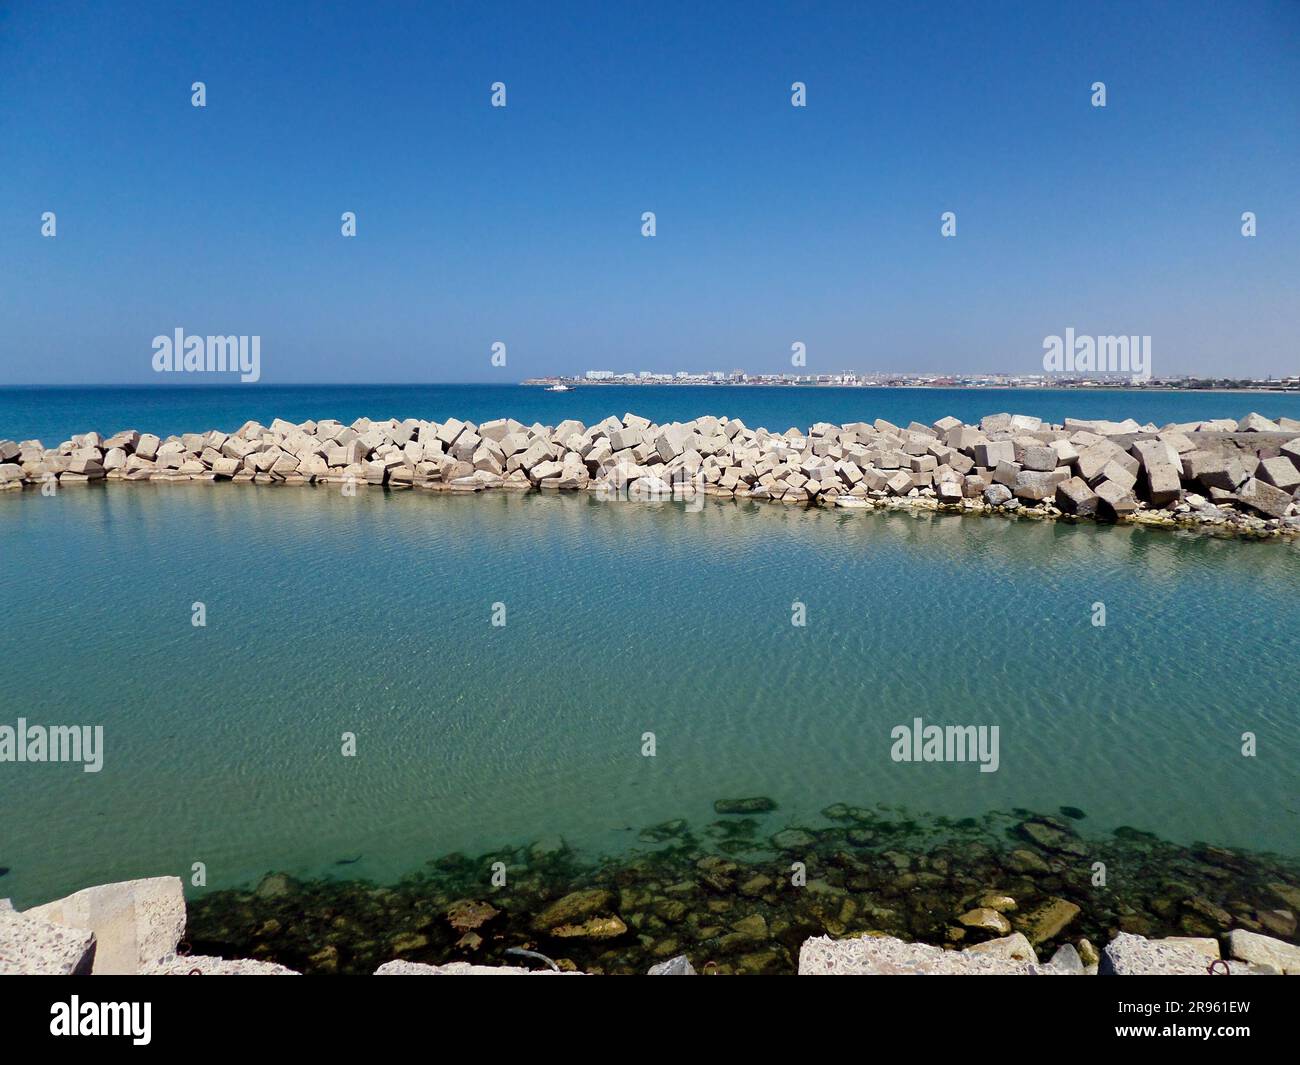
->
xmin=546 ymin=383 xmax=572 ymax=392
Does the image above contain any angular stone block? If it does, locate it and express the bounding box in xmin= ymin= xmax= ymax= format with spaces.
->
xmin=973 ymin=440 xmax=1015 ymax=467
xmin=1257 ymin=455 xmax=1300 ymax=492
xmin=1013 ymin=469 xmax=1056 ymax=501
xmin=1143 ymin=462 xmax=1183 ymax=506
xmin=1094 ymin=479 xmax=1138 ymax=518
xmin=1100 ymin=932 xmax=1213 ymax=975
xmin=1055 ymin=476 xmax=1098 ymax=516
xmin=1236 ymin=477 xmax=1291 ymax=519
xmin=144 ymin=954 xmax=300 ymax=975
xmin=1021 ymin=445 xmax=1057 ymax=472
xmin=1227 ymin=930 xmax=1300 ymax=974
xmin=23 ymin=876 xmax=185 ymax=975
xmin=799 ymin=934 xmax=1036 ymax=975
xmin=885 ymin=471 xmax=912 ymax=495
xmin=0 ymin=909 xmax=97 ymax=975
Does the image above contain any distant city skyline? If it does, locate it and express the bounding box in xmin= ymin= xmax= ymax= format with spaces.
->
xmin=522 ymin=366 xmax=1300 ymax=390
xmin=2 ymin=1 xmax=1298 ymax=385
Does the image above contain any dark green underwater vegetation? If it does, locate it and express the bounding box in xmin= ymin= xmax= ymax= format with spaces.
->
xmin=186 ymin=802 xmax=1300 ymax=975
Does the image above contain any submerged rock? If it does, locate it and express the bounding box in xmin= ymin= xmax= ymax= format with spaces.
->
xmin=446 ymin=899 xmax=499 ymax=933
xmin=532 ymin=889 xmax=614 ymax=933
xmin=639 ymin=819 xmax=688 ymax=843
xmin=1005 ymin=848 xmax=1052 ymax=874
xmin=389 ymin=932 xmax=429 ymax=954
xmin=254 ymin=872 xmax=296 ymax=899
xmin=1016 ymin=818 xmax=1087 ymax=857
xmin=551 ymin=916 xmax=627 ymax=940
xmin=958 ymin=907 xmax=1012 ymax=935
xmin=528 ymin=837 xmax=569 ymax=862
xmin=714 ymin=797 xmax=777 ymax=815
xmin=1016 ymin=898 xmax=1081 ymax=945
xmin=800 ymin=933 xmax=1038 ymax=975
xmin=173 ymin=800 xmax=1300 ymax=976
xmin=771 ymin=828 xmax=816 ymax=851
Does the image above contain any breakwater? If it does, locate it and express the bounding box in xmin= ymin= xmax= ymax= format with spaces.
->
xmin=3 ymin=410 xmax=1299 ymax=536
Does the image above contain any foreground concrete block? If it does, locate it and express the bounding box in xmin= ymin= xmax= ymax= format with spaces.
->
xmin=375 ymin=960 xmax=579 ymax=975
xmin=0 ymin=909 xmax=96 ymax=975
xmin=1100 ymin=932 xmax=1272 ymax=975
xmin=799 ymin=934 xmax=1038 ymax=975
xmin=648 ymin=954 xmax=697 ymax=975
xmin=1100 ymin=933 xmax=1209 ymax=975
xmin=1227 ymin=930 xmax=1300 ymax=974
xmin=144 ymin=954 xmax=300 ymax=975
xmin=23 ymin=876 xmax=185 ymax=975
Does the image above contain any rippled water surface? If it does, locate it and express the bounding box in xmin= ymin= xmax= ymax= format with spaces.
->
xmin=1 ymin=485 xmax=1298 ymax=907
xmin=5 ymin=383 xmax=1300 ymax=447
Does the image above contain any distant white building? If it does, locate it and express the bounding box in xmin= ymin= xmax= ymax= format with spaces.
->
xmin=586 ymin=370 xmax=614 ymax=380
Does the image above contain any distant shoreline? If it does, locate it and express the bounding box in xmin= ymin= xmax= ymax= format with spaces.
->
xmin=522 ymin=381 xmax=1300 ymax=396
xmin=3 ymin=382 xmax=1298 ymax=395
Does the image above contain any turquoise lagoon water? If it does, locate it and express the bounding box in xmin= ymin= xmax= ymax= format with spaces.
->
xmin=2 ymin=475 xmax=1298 ymax=909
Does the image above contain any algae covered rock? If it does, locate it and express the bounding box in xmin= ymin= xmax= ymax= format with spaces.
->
xmin=1016 ymin=897 xmax=1081 ymax=945
xmin=532 ymin=889 xmax=616 ymax=934
xmin=714 ymin=797 xmax=777 ymax=815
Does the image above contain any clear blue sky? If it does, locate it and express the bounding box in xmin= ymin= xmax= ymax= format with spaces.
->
xmin=1 ymin=0 xmax=1297 ymax=384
